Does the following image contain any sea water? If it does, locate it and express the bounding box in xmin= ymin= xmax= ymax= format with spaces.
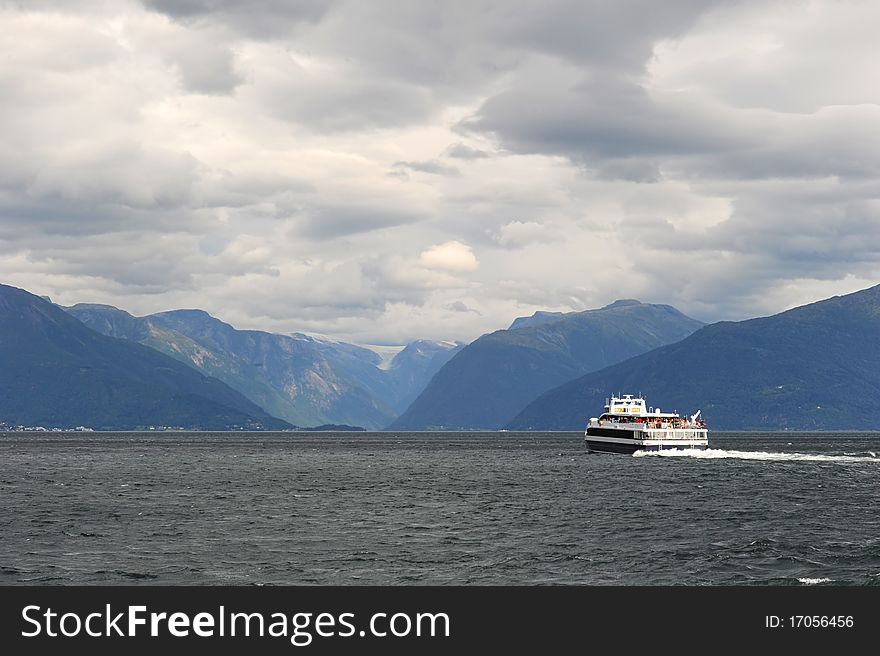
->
xmin=1 ymin=432 xmax=878 ymax=585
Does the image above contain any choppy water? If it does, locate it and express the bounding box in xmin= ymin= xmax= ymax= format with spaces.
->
xmin=1 ymin=432 xmax=878 ymax=585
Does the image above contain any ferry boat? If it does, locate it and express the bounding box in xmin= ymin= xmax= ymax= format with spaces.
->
xmin=584 ymin=394 xmax=708 ymax=454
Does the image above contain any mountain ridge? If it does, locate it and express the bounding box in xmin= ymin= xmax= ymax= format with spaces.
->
xmin=65 ymin=303 xmax=463 ymax=429
xmin=506 ymin=284 xmax=880 ymax=431
xmin=0 ymin=284 xmax=291 ymax=431
xmin=390 ymin=300 xmax=704 ymax=430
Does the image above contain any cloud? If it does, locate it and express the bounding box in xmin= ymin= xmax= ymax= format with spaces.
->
xmin=295 ymin=204 xmax=423 ymax=240
xmin=649 ymin=1 xmax=880 ymax=114
xmin=1 ymin=0 xmax=880 ymax=345
xmin=141 ymin=0 xmax=331 ymax=39
xmin=151 ymin=28 xmax=243 ymax=95
xmin=494 ymin=220 xmax=562 ymax=249
xmin=444 ymin=143 xmax=491 ymax=160
xmin=392 ymin=160 xmax=460 ymax=176
xmin=482 ymin=0 xmax=722 ymax=71
xmin=460 ymin=64 xmax=735 ymax=169
xmin=445 ymin=300 xmax=480 ymax=314
xmin=251 ymin=53 xmax=439 ymax=130
xmin=418 ymin=241 xmax=479 ymax=272
xmin=463 ymin=54 xmax=880 ymax=184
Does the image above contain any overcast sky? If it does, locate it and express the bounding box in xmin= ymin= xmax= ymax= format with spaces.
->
xmin=2 ymin=0 xmax=879 ymax=344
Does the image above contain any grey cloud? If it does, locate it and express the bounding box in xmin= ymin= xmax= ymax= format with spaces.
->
xmin=167 ymin=258 xmax=398 ymax=328
xmin=593 ymin=158 xmax=663 ymax=183
xmin=490 ymin=219 xmax=565 ymax=250
xmin=148 ymin=1 xmax=726 ymax=132
xmin=294 ymin=3 xmax=518 ymax=93
xmin=7 ymin=1 xmax=119 ymax=12
xmin=392 ymin=160 xmax=460 ymax=176
xmin=0 ymin=196 xmax=210 ymax=242
xmin=465 ymin=68 xmax=880 ymax=184
xmin=462 ymin=72 xmax=734 ymax=164
xmin=295 ymin=204 xmax=423 ymax=241
xmin=14 ymin=220 xmax=282 ymax=293
xmin=19 ymin=232 xmax=201 ymax=290
xmin=203 ymin=171 xmax=314 ymax=208
xmin=29 ymin=146 xmax=203 ymax=210
xmin=493 ymin=279 xmax=590 ymax=312
xmin=0 ymin=140 xmax=215 ymax=243
xmin=301 ymin=1 xmax=720 ymax=93
xmin=705 ymin=190 xmax=880 ymax=265
xmin=235 ymin=295 xmax=387 ymax=326
xmin=615 ymin=215 xmax=684 ymax=249
xmin=254 ymin=70 xmax=437 ymax=131
xmin=652 ymin=2 xmax=880 ymax=115
xmin=445 ymin=300 xmax=480 ymax=314
xmin=484 ymin=0 xmax=721 ymax=71
xmin=444 ymin=143 xmax=491 ymax=160
xmin=695 ymin=107 xmax=880 ymax=181
xmin=611 ymin=181 xmax=880 ymax=322
xmin=164 ymin=32 xmax=243 ymax=94
xmin=0 ymin=150 xmax=221 ymax=253
xmin=141 ymin=0 xmax=331 ymax=38
xmin=227 ymin=256 xmax=446 ymax=322
xmin=144 ymin=1 xmax=718 ymax=86
xmin=360 ymin=262 xmax=428 ymax=307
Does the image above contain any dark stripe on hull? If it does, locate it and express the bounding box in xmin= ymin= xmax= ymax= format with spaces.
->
xmin=586 ymin=427 xmax=639 ymax=439
xmin=585 ymin=440 xmax=708 ymax=454
xmin=585 ymin=439 xmax=642 ymax=454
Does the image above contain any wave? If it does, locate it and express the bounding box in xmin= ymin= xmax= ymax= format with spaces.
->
xmin=633 ymin=448 xmax=880 ymax=463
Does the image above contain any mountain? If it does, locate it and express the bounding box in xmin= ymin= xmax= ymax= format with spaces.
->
xmin=389 ymin=300 xmax=704 ymax=430
xmin=507 ymin=284 xmax=880 ymax=431
xmin=382 ymin=340 xmax=465 ymax=414
xmin=282 ymin=334 xmax=464 ymax=418
xmin=0 ymin=285 xmax=291 ymax=430
xmin=65 ymin=304 xmax=462 ymax=429
xmin=508 ymin=311 xmax=566 ymax=330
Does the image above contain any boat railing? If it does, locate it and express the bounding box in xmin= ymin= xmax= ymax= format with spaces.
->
xmin=642 ymin=428 xmax=708 ymax=440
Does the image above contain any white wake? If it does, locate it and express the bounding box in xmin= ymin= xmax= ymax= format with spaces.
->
xmin=633 ymin=448 xmax=880 ymax=463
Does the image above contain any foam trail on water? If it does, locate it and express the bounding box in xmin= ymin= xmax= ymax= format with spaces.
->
xmin=633 ymin=448 xmax=880 ymax=463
